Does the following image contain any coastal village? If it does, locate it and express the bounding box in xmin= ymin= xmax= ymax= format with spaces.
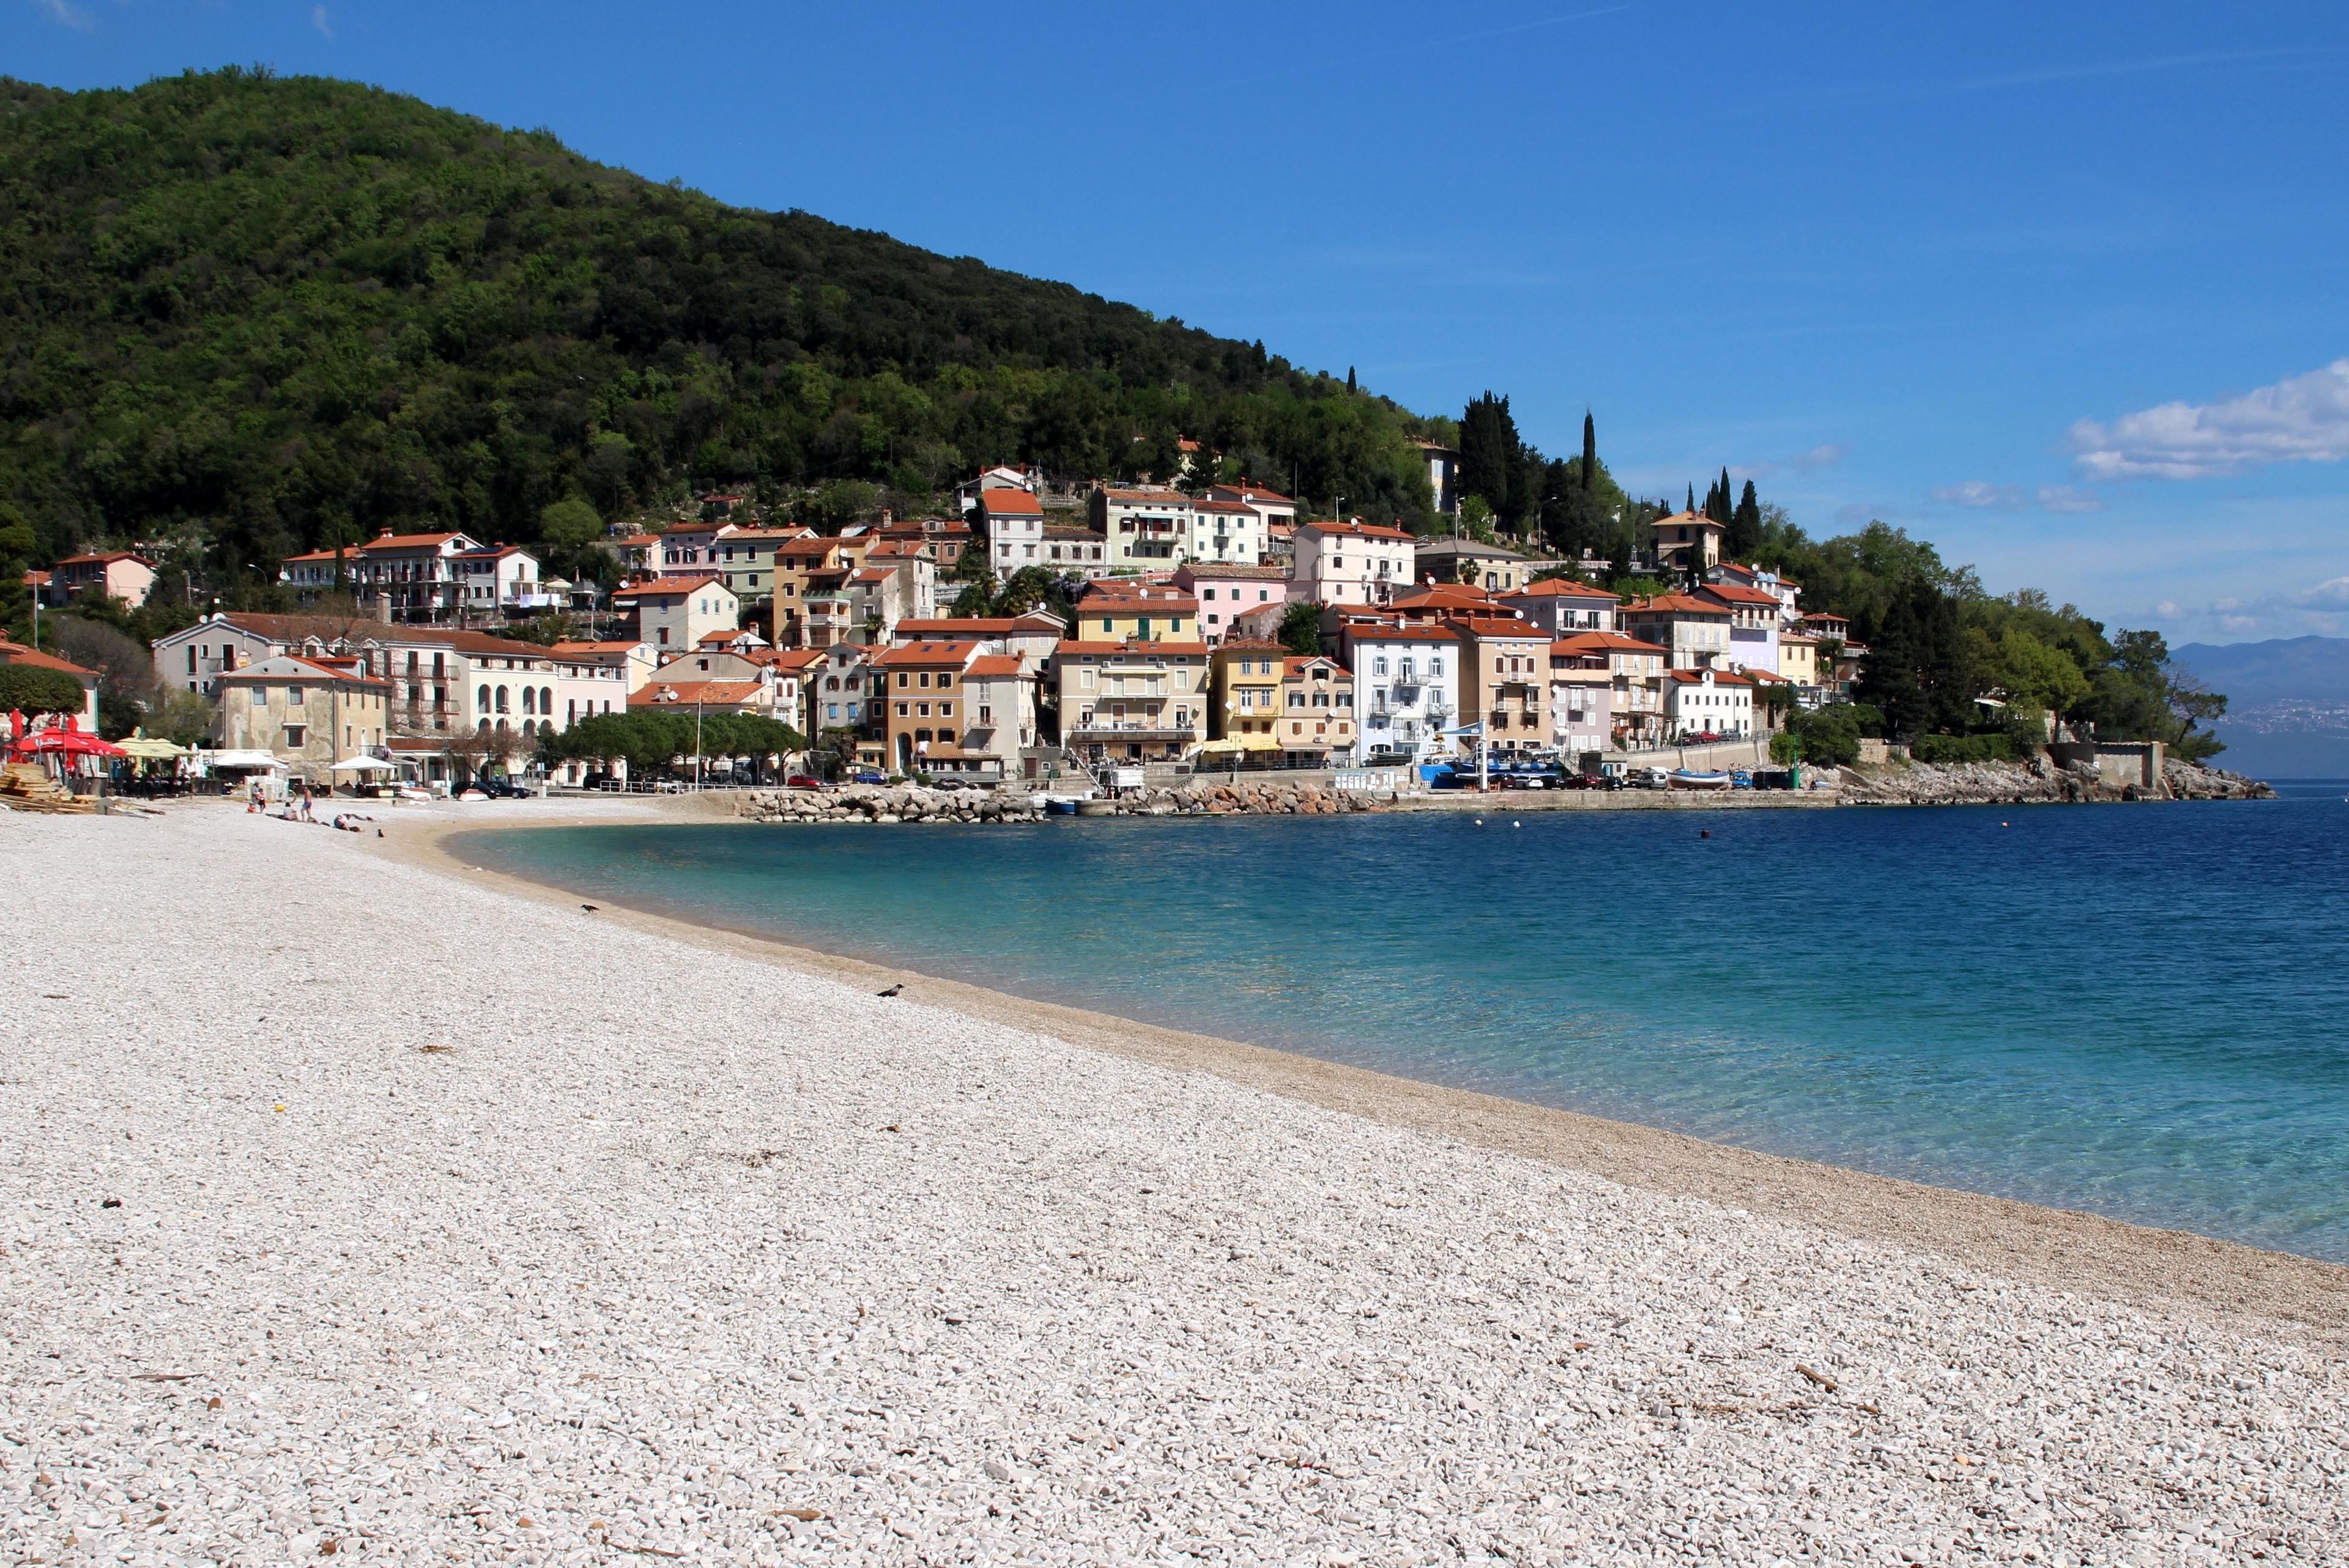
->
xmin=12 ymin=462 xmax=1890 ymax=800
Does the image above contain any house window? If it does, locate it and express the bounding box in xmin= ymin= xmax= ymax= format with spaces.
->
xmin=939 ymin=701 xmax=954 ymax=717
xmin=896 ymin=703 xmax=909 ymax=717
xmin=978 ymin=704 xmax=992 ymax=723
xmin=283 ymin=725 xmax=306 ymax=748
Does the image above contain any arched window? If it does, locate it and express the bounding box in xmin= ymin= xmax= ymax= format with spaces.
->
xmin=495 ymin=686 xmax=510 ymax=714
xmin=477 ymin=684 xmax=490 ymax=711
xmin=522 ymin=687 xmax=535 ymax=715
xmin=540 ymin=686 xmax=553 ymax=716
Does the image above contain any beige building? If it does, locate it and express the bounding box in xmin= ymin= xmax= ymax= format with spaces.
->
xmin=1275 ymin=655 xmax=1357 ymax=766
xmin=1072 ymin=583 xmax=1200 ymax=643
xmin=1450 ymin=616 xmax=1552 ymax=758
xmin=1055 ymin=638 xmax=1210 ymax=763
xmin=1087 ymin=487 xmax=1194 ymax=568
xmin=1650 ymin=510 xmax=1725 ymax=575
xmin=213 ymin=654 xmax=390 ymax=784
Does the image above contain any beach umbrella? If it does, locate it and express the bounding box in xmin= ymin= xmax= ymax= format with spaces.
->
xmin=330 ymin=755 xmax=398 ymax=773
xmin=117 ymin=735 xmax=189 ymax=761
xmin=8 ymin=728 xmax=127 ymax=760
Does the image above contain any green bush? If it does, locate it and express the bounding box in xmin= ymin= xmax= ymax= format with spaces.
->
xmin=1910 ymin=733 xmax=2013 ymax=763
xmin=0 ymin=664 xmax=88 ymax=716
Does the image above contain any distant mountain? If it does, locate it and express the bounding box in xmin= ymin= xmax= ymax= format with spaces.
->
xmin=2174 ymin=637 xmax=2349 ymax=778
xmin=2172 ymin=637 xmax=2349 ymax=708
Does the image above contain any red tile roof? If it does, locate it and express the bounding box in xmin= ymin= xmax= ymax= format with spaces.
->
xmin=1503 ymin=579 xmax=1620 ymax=601
xmin=0 ymin=640 xmax=96 ymax=678
xmin=964 ymin=655 xmax=1026 ymax=677
xmin=614 ymin=575 xmax=725 ymax=598
xmin=1697 ymin=582 xmax=1781 ymax=607
xmin=1553 ymin=631 xmax=1668 ymax=654
xmin=1624 ymin=594 xmax=1731 ymax=616
xmin=54 ymin=550 xmax=155 ymax=568
xmin=1304 ymin=520 xmax=1412 ymax=541
xmin=1055 ymin=640 xmax=1209 ymax=657
xmin=870 ymin=640 xmax=982 ymax=668
xmin=1448 ymin=616 xmax=1549 ymax=640
xmin=358 ymin=531 xmax=470 ymax=552
xmin=975 ymin=490 xmax=1045 ymax=516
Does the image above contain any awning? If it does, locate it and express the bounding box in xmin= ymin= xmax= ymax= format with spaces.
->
xmin=330 ymin=755 xmax=399 ymax=772
xmin=198 ymin=750 xmax=286 ymax=770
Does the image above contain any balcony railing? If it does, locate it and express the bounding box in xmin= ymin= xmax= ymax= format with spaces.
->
xmin=1070 ymin=721 xmax=1197 ymax=739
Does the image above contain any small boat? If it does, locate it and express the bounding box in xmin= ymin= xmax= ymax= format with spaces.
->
xmin=1039 ymin=791 xmax=1096 ymax=815
xmin=1668 ymin=769 xmax=1734 ymax=790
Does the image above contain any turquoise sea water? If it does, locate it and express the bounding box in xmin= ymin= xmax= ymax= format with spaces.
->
xmin=460 ymin=782 xmax=2349 ymax=1260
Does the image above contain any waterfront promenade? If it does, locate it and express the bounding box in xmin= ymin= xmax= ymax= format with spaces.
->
xmin=3 ymin=800 xmax=2343 ymax=1564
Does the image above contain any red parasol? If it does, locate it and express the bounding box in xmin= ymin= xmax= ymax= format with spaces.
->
xmin=7 ymin=727 xmax=127 ymax=759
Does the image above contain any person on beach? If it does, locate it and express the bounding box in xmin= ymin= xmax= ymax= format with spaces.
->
xmin=298 ymin=784 xmax=316 ymax=823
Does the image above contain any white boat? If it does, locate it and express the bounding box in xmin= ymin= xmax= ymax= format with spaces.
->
xmin=1668 ymin=769 xmax=1733 ymax=790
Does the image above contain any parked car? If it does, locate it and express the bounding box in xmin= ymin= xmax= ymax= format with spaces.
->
xmin=1625 ymin=766 xmax=1671 ymax=790
xmin=1728 ymin=770 xmax=1754 ymax=790
xmin=581 ymin=770 xmax=622 ymax=792
xmin=850 ymin=768 xmax=887 ymax=785
xmin=785 ymin=773 xmax=829 ymax=790
xmin=478 ymin=778 xmax=533 ymax=799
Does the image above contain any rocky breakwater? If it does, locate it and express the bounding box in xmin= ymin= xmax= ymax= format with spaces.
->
xmin=738 ymin=784 xmax=1048 ymax=825
xmin=1840 ymin=753 xmax=2275 ymax=807
xmin=1142 ymin=778 xmax=1375 ymax=816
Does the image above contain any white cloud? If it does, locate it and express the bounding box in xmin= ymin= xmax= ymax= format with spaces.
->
xmin=1933 ymin=481 xmax=2027 ymax=509
xmin=1932 ymin=480 xmax=2104 ymax=514
xmin=2034 ymin=485 xmax=2106 ymax=514
xmin=31 ymin=0 xmax=95 ymax=30
xmin=1794 ymin=443 xmax=1849 ymax=471
xmin=2299 ymin=575 xmax=2349 ymax=612
xmin=312 ymin=4 xmax=331 ymax=36
xmin=2068 ymin=358 xmax=2349 ymax=481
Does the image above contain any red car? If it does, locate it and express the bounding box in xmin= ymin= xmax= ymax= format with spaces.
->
xmin=785 ymin=773 xmax=830 ymax=790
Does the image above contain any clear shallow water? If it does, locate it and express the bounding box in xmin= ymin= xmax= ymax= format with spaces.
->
xmin=461 ymin=782 xmax=2349 ymax=1259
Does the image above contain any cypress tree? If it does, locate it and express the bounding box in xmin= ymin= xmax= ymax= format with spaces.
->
xmin=1686 ymin=481 xmax=1695 ymax=514
xmin=1580 ymin=412 xmax=1596 ymax=492
xmin=1346 ymin=365 xmax=1356 ymax=394
xmin=1729 ymin=479 xmax=1762 ymax=560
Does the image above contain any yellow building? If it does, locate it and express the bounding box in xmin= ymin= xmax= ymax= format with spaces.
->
xmin=1055 ymin=637 xmax=1210 ymax=763
xmin=1208 ymin=641 xmax=1288 ymax=753
xmin=1072 ymin=583 xmax=1200 ymax=643
xmin=213 ymin=654 xmax=390 ymax=785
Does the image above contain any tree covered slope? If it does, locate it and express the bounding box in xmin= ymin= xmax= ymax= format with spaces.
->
xmin=0 ymin=68 xmax=1444 ymax=571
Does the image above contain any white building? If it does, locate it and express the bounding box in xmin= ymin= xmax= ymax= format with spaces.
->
xmin=612 ymin=575 xmax=741 ymax=653
xmin=1662 ymin=668 xmax=1755 ymax=741
xmin=1290 ymin=519 xmax=1414 ymax=607
xmin=1088 ymin=487 xmax=1194 ymax=567
xmin=454 ymin=545 xmax=542 ymax=616
xmin=976 ymin=489 xmax=1049 ymax=573
xmin=1186 ymin=498 xmax=1263 ymax=564
xmin=1338 ymin=623 xmax=1461 ymax=763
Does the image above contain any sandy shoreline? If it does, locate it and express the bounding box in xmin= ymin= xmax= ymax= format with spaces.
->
xmin=396 ymin=792 xmax=2349 ymax=1339
xmin=6 ymin=797 xmax=2346 ymax=1564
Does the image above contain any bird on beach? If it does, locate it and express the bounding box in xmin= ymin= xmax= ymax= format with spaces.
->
xmin=580 ymin=904 xmax=599 ymax=912
xmin=877 ymin=983 xmax=905 ymax=998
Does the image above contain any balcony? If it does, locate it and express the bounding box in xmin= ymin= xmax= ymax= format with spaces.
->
xmin=1069 ymin=721 xmax=1197 ymax=741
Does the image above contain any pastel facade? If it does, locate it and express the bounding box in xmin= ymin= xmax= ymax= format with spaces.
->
xmin=1088 ymin=487 xmax=1193 ymax=567
xmin=1208 ymin=642 xmax=1287 ymax=751
xmin=1175 ymin=564 xmax=1290 ymax=645
xmin=1291 ymin=520 xmax=1413 ymax=608
xmin=1055 ymin=638 xmax=1211 ymax=763
xmin=1650 ymin=510 xmax=1724 ymax=575
xmin=1497 ymin=579 xmax=1620 ymax=637
xmin=978 ymin=489 xmax=1051 ymax=572
xmin=1340 ymin=624 xmax=1461 ymax=763
xmin=1696 ymin=581 xmax=1784 ymax=675
xmin=45 ymin=551 xmax=157 ymax=608
xmin=1619 ymin=594 xmax=1733 ymax=671
xmin=1275 ymin=655 xmax=1356 ymax=766
xmin=1451 ymin=616 xmax=1552 ymax=757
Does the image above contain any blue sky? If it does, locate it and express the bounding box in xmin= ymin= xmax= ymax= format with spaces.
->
xmin=9 ymin=0 xmax=2347 ymax=644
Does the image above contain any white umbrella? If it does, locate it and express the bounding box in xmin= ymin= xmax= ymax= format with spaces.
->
xmin=330 ymin=755 xmax=398 ymax=772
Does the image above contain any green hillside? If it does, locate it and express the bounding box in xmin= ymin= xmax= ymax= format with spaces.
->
xmin=0 ymin=67 xmax=1448 ymax=579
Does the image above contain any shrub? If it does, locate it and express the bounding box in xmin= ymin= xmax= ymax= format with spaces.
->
xmin=1911 ymin=733 xmax=2013 ymax=764
xmin=0 ymin=664 xmax=87 ymax=715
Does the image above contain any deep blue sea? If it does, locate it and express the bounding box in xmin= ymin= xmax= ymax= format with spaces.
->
xmin=459 ymin=782 xmax=2349 ymax=1260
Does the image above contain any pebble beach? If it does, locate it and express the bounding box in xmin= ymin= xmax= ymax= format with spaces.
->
xmin=4 ymin=802 xmax=2346 ymax=1566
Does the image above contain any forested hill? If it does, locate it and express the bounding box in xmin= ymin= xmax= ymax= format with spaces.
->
xmin=0 ymin=68 xmax=1446 ymax=575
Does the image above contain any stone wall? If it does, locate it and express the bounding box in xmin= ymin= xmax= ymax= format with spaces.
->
xmin=1838 ymin=753 xmax=2273 ymax=806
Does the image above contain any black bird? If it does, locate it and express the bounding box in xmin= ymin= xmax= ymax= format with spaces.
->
xmin=581 ymin=904 xmax=599 ymax=912
xmin=877 ymin=983 xmax=905 ymax=998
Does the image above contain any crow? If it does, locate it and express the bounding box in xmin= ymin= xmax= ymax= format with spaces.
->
xmin=581 ymin=904 xmax=599 ymax=912
xmin=877 ymin=983 xmax=905 ymax=998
